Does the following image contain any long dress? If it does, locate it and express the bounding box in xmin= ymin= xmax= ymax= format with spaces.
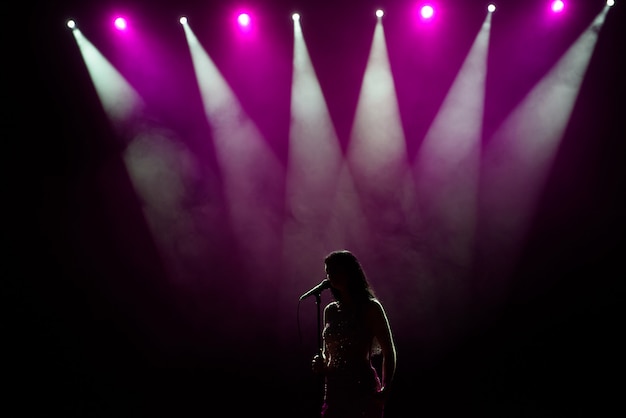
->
xmin=321 ymin=301 xmax=383 ymax=418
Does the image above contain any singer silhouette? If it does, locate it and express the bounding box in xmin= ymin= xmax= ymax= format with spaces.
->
xmin=310 ymin=250 xmax=397 ymax=418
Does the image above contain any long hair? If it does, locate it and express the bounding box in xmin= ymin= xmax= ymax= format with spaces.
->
xmin=324 ymin=250 xmax=383 ymax=356
xmin=324 ymin=250 xmax=376 ymax=303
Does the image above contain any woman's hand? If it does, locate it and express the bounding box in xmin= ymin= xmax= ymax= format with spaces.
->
xmin=311 ymin=353 xmax=326 ymax=375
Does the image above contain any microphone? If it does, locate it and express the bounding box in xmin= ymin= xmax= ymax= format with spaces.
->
xmin=299 ymin=279 xmax=331 ymax=300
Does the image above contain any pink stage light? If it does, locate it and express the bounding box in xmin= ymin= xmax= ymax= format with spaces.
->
xmin=551 ymin=0 xmax=565 ymax=13
xmin=113 ymin=16 xmax=128 ymax=31
xmin=421 ymin=5 xmax=435 ymax=19
xmin=238 ymin=13 xmax=251 ymax=27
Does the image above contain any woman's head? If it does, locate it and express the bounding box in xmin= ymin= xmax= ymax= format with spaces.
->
xmin=324 ymin=250 xmax=374 ymax=301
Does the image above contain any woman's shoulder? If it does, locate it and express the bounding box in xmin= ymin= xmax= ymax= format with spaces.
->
xmin=325 ymin=300 xmax=340 ymax=312
xmin=364 ymin=298 xmax=386 ymax=315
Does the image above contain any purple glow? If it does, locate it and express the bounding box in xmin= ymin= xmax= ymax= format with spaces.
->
xmin=551 ymin=0 xmax=565 ymax=13
xmin=114 ymin=16 xmax=128 ymax=31
xmin=57 ymin=1 xmax=619 ymax=409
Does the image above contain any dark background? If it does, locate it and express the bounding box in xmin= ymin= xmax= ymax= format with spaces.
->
xmin=12 ymin=0 xmax=624 ymax=416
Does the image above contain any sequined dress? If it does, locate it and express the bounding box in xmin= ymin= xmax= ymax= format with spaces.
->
xmin=321 ymin=301 xmax=383 ymax=418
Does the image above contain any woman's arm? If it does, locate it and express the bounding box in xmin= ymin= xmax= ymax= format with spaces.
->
xmin=312 ymin=303 xmax=332 ymax=374
xmin=371 ymin=299 xmax=397 ymax=395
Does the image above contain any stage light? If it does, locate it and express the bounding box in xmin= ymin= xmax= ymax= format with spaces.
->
xmin=607 ymin=0 xmax=614 ymax=5
xmin=114 ymin=16 xmax=128 ymax=30
xmin=292 ymin=13 xmax=300 ymax=21
xmin=421 ymin=5 xmax=435 ymax=19
xmin=551 ymin=0 xmax=565 ymax=13
xmin=376 ymin=9 xmax=384 ymax=18
xmin=66 ymin=19 xmax=76 ymax=29
xmin=179 ymin=16 xmax=187 ymax=25
xmin=488 ymin=4 xmax=496 ymax=12
xmin=238 ymin=13 xmax=251 ymax=27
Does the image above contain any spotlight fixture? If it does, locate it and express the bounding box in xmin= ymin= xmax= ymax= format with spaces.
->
xmin=114 ymin=16 xmax=128 ymax=30
xmin=179 ymin=16 xmax=187 ymax=25
xmin=292 ymin=13 xmax=300 ymax=21
xmin=420 ymin=5 xmax=434 ymax=19
xmin=66 ymin=19 xmax=76 ymax=29
xmin=238 ymin=13 xmax=250 ymax=27
xmin=551 ymin=0 xmax=565 ymax=13
xmin=607 ymin=0 xmax=614 ymax=5
xmin=488 ymin=4 xmax=496 ymax=12
xmin=376 ymin=9 xmax=384 ymax=18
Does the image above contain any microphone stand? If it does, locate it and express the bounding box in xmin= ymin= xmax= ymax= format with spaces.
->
xmin=314 ymin=293 xmax=322 ymax=354
xmin=299 ymin=284 xmax=328 ymax=412
xmin=313 ymin=292 xmax=324 ymax=410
